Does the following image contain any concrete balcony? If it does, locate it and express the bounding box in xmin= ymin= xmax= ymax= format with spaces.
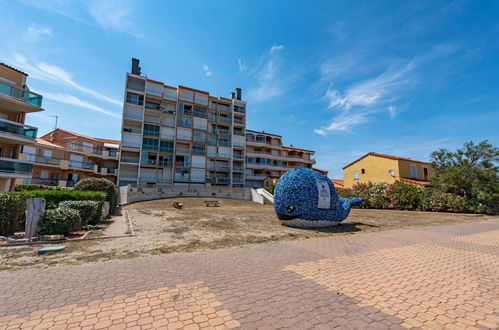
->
xmin=0 ymin=157 xmax=32 ymax=178
xmin=245 ymin=174 xmax=267 ymax=181
xmin=0 ymin=81 xmax=43 ymax=113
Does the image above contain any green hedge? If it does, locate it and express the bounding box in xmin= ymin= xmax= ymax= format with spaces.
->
xmin=74 ymin=178 xmax=119 ymax=213
xmin=28 ymin=190 xmax=106 ymax=209
xmin=15 ymin=184 xmax=70 ymax=192
xmin=59 ymin=200 xmax=103 ymax=226
xmin=0 ymin=192 xmax=33 ymax=236
xmin=39 ymin=207 xmax=81 ymax=235
xmin=337 ymin=181 xmax=488 ymax=214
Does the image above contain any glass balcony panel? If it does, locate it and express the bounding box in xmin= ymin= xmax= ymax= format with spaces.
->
xmin=0 ymin=157 xmax=32 ymax=175
xmin=0 ymin=81 xmax=43 ymax=107
xmin=0 ymin=118 xmax=38 ymax=139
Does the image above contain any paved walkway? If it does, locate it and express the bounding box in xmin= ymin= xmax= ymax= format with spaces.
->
xmin=0 ymin=218 xmax=498 ymax=330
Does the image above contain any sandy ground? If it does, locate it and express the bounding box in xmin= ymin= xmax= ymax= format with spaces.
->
xmin=0 ymin=198 xmax=494 ymax=273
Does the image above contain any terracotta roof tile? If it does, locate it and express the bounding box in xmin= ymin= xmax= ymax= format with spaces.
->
xmin=282 ymin=145 xmax=315 ymax=153
xmin=313 ymin=167 xmax=328 ymax=175
xmin=400 ymin=177 xmax=431 ymax=185
xmin=0 ymin=62 xmax=28 ymax=76
xmin=40 ymin=128 xmax=120 ymax=145
xmin=35 ymin=138 xmax=64 ymax=149
xmin=331 ymin=179 xmax=344 ymax=186
xmin=343 ymin=152 xmax=432 ymax=169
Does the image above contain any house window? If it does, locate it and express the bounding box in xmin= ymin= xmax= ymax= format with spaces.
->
xmin=143 ymin=124 xmax=160 ymax=137
xmin=361 ymin=169 xmax=365 ymax=174
xmin=423 ymin=166 xmax=429 ymax=180
xmin=411 ymin=164 xmax=418 ymax=178
xmin=191 ymin=144 xmax=205 ymax=155
xmin=142 ymin=137 xmax=159 ymax=150
xmin=177 ymin=115 xmax=193 ymax=128
xmin=159 ymin=140 xmax=173 ymax=153
xmin=354 ymin=171 xmax=359 ymax=180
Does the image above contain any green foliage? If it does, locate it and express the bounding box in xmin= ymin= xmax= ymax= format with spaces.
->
xmin=384 ymin=181 xmax=424 ymax=210
xmin=0 ymin=192 xmax=33 ymax=236
xmin=39 ymin=207 xmax=81 ymax=235
xmin=15 ymin=184 xmax=69 ymax=192
xmin=74 ymin=178 xmax=119 ymax=213
xmin=59 ymin=200 xmax=103 ymax=226
xmin=431 ymin=140 xmax=498 ymax=214
xmin=28 ymin=190 xmax=106 ymax=210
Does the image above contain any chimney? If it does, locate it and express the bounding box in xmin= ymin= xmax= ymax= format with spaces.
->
xmin=231 ymin=92 xmax=235 ymax=99
xmin=235 ymin=88 xmax=242 ymax=100
xmin=131 ymin=58 xmax=141 ymax=75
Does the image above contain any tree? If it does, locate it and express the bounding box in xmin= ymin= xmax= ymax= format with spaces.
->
xmin=430 ymin=140 xmax=498 ymax=213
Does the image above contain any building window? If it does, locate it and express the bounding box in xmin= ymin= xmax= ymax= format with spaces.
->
xmin=158 ymin=154 xmax=173 ymax=167
xmin=192 ymin=144 xmax=205 ymax=155
xmin=159 ymin=140 xmax=173 ymax=153
xmin=192 ymin=130 xmax=206 ymax=143
xmin=143 ymin=124 xmax=160 ymax=137
xmin=175 ymin=155 xmax=190 ymax=167
xmin=141 ymin=152 xmax=157 ymax=165
xmin=423 ymin=166 xmax=429 ymax=180
xmin=411 ymin=164 xmax=418 ymax=178
xmin=193 ymin=106 xmax=207 ymax=118
xmin=126 ymin=92 xmax=143 ymax=105
xmin=142 ymin=137 xmax=159 ymax=150
xmin=178 ymin=103 xmax=193 ymax=115
xmin=361 ymin=169 xmax=365 ymax=174
xmin=177 ymin=115 xmax=193 ymax=128
xmin=354 ymin=171 xmax=359 ymax=180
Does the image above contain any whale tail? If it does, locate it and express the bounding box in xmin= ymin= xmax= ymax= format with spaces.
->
xmin=339 ymin=197 xmax=364 ymax=219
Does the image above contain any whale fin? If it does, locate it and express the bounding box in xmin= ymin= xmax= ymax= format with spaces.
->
xmin=349 ymin=197 xmax=364 ymax=206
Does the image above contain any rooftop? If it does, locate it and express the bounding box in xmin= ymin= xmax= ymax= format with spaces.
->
xmin=0 ymin=62 xmax=28 ymax=76
xmin=343 ymin=152 xmax=432 ymax=169
xmin=40 ymin=128 xmax=121 ymax=146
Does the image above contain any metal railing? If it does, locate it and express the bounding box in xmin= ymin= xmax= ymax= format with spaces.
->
xmin=69 ymin=160 xmax=95 ymax=170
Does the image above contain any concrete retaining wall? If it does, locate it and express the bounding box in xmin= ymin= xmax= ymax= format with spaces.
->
xmin=120 ymin=185 xmax=253 ymax=205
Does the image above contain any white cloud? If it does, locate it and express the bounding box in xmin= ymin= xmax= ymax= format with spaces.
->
xmin=202 ymin=64 xmax=212 ymax=77
xmin=315 ymin=58 xmax=420 ymax=135
xmin=387 ymin=106 xmax=397 ymax=118
xmin=87 ymin=0 xmax=142 ymax=37
xmin=9 ymin=55 xmax=121 ymax=106
xmin=21 ymin=0 xmax=142 ymax=37
xmin=43 ymin=92 xmax=120 ymax=118
xmin=27 ymin=23 xmax=53 ymax=39
xmin=237 ymin=58 xmax=247 ymax=73
xmin=270 ymin=44 xmax=284 ymax=53
xmin=247 ymin=45 xmax=287 ymax=102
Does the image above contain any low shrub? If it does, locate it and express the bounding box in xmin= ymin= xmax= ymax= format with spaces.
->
xmin=0 ymin=192 xmax=33 ymax=236
xmin=74 ymin=178 xmax=119 ymax=213
xmin=39 ymin=207 xmax=82 ymax=235
xmin=15 ymin=184 xmax=69 ymax=192
xmin=59 ymin=200 xmax=103 ymax=226
xmin=28 ymin=190 xmax=106 ymax=209
xmin=384 ymin=181 xmax=424 ymax=210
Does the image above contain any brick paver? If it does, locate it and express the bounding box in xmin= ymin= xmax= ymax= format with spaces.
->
xmin=0 ymin=217 xmax=498 ymax=329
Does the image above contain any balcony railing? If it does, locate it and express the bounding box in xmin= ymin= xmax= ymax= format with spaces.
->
xmin=233 ymin=131 xmax=244 ymax=136
xmin=123 ymin=127 xmax=142 ymax=134
xmin=24 ymin=177 xmax=60 ymax=186
xmin=175 ymin=174 xmax=190 ymax=181
xmin=234 ymin=118 xmax=244 ymax=125
xmin=0 ymin=157 xmax=32 ymax=175
xmin=69 ymin=160 xmax=95 ymax=170
xmin=0 ymin=81 xmax=43 ymax=107
xmin=207 ymin=164 xmax=230 ymax=170
xmin=120 ymin=156 xmax=139 ymax=163
xmin=0 ymin=118 xmax=38 ymax=139
xmin=25 ymin=154 xmax=62 ymax=166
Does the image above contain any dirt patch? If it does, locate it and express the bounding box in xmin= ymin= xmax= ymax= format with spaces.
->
xmin=0 ymin=198 xmax=493 ymax=272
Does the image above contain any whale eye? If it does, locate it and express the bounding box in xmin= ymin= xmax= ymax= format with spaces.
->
xmin=287 ymin=205 xmax=295 ymax=212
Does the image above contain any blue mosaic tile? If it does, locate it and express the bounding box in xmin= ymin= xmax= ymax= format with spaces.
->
xmin=273 ymin=168 xmax=363 ymax=228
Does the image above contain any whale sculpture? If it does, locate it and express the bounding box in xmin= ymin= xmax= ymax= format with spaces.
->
xmin=274 ymin=168 xmax=363 ymax=228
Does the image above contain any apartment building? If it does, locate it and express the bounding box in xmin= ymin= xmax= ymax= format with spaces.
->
xmin=245 ymin=130 xmax=316 ymax=188
xmin=342 ymin=152 xmax=434 ymax=188
xmin=19 ymin=129 xmax=119 ymax=186
xmin=118 ymin=59 xmax=247 ymax=187
xmin=0 ymin=62 xmax=44 ymax=191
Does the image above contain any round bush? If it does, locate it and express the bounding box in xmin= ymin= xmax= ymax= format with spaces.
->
xmin=59 ymin=200 xmax=103 ymax=226
xmin=74 ymin=178 xmax=118 ymax=213
xmin=384 ymin=181 xmax=424 ymax=210
xmin=39 ymin=207 xmax=82 ymax=235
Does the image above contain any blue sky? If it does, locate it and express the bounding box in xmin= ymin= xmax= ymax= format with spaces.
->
xmin=1 ymin=0 xmax=498 ymax=179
